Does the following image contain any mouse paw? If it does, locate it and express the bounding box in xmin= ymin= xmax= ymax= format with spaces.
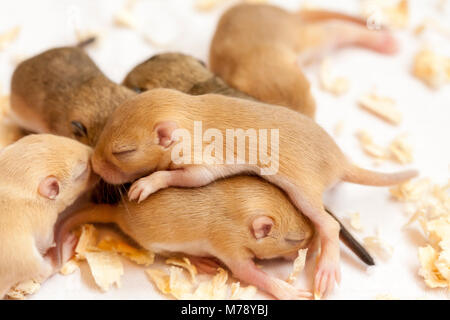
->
xmin=271 ymin=279 xmax=312 ymax=300
xmin=128 ymin=178 xmax=158 ymax=203
xmin=61 ymin=233 xmax=79 ymax=263
xmin=314 ymin=258 xmax=341 ymax=299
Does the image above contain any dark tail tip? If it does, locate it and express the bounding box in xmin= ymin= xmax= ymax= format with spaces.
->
xmin=76 ymin=36 xmax=97 ymax=48
xmin=325 ymin=208 xmax=375 ymax=266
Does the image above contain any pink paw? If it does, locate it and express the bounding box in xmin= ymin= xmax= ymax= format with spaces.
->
xmin=128 ymin=178 xmax=157 ymax=203
xmin=314 ymin=259 xmax=341 ymax=299
xmin=272 ymin=279 xmax=312 ymax=300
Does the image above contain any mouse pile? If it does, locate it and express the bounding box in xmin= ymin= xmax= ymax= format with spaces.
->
xmin=0 ymin=0 xmax=449 ymax=300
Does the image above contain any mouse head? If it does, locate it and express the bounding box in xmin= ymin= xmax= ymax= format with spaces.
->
xmin=67 ymin=78 xmax=135 ymax=147
xmin=10 ymin=47 xmax=126 ymax=147
xmin=123 ymin=53 xmax=212 ymax=94
xmin=92 ymin=91 xmax=178 ymax=184
xmin=248 ymin=210 xmax=314 ymax=261
xmin=0 ymin=134 xmax=98 ymax=210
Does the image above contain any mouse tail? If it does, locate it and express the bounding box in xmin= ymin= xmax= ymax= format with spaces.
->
xmin=54 ymin=204 xmax=117 ymax=267
xmin=325 ymin=208 xmax=375 ymax=266
xmin=76 ymin=36 xmax=96 ymax=48
xmin=343 ymin=166 xmax=418 ymax=187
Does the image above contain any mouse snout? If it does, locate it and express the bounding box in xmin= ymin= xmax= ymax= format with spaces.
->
xmin=91 ymin=153 xmax=126 ymax=185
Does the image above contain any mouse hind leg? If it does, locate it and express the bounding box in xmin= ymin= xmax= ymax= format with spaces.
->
xmin=224 ymin=257 xmax=312 ymax=300
xmin=265 ymin=175 xmax=341 ymax=298
xmin=223 ymin=45 xmax=316 ymax=118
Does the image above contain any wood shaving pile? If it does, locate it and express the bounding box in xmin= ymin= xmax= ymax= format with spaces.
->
xmin=319 ymin=58 xmax=350 ymax=96
xmin=6 ymin=280 xmax=40 ymax=300
xmin=146 ymin=266 xmax=257 ymax=300
xmin=60 ymin=224 xmax=261 ymax=299
xmin=61 ymin=224 xmax=154 ymax=292
xmin=356 ymin=131 xmax=413 ymax=164
xmin=361 ymin=0 xmax=409 ymax=28
xmin=0 ymin=26 xmax=20 ymax=50
xmin=390 ymin=179 xmax=450 ymax=289
xmin=412 ymin=47 xmax=450 ymax=89
xmin=358 ymin=93 xmax=402 ymax=125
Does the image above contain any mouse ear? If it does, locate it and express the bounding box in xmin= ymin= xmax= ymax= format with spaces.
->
xmin=252 ymin=216 xmax=274 ymax=239
xmin=38 ymin=176 xmax=60 ymax=200
xmin=154 ymin=121 xmax=178 ymax=148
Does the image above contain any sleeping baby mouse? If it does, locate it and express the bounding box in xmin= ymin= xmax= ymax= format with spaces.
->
xmin=0 ymin=134 xmax=98 ymax=298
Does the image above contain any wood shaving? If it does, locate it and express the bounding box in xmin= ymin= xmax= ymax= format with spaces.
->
xmin=363 ymin=236 xmax=394 ymax=261
xmin=356 ymin=130 xmax=413 ymax=164
xmin=229 ymin=282 xmax=257 ymax=300
xmin=114 ymin=10 xmax=137 ymax=29
xmin=414 ymin=19 xmax=450 ymax=38
xmin=319 ymin=58 xmax=350 ymax=96
xmin=358 ymin=93 xmax=402 ymax=125
xmin=361 ymin=0 xmax=409 ymax=29
xmin=391 ymin=179 xmax=450 ymax=289
xmin=166 ymin=257 xmax=197 ymax=282
xmin=412 ymin=47 xmax=450 ymax=89
xmin=6 ymin=280 xmax=40 ymax=300
xmin=60 ymin=259 xmax=80 ymax=275
xmin=62 ymin=224 xmax=155 ymax=292
xmin=0 ymin=26 xmax=20 ymax=50
xmin=350 ymin=212 xmax=363 ymax=231
xmin=97 ymin=236 xmax=155 ymax=266
xmin=287 ymin=248 xmax=308 ymax=284
xmin=84 ymin=251 xmax=124 ymax=291
xmin=146 ymin=266 xmax=256 ymax=300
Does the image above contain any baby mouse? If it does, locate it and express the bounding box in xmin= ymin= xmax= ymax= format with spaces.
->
xmin=9 ymin=42 xmax=135 ymax=146
xmin=210 ymin=3 xmax=399 ymax=118
xmin=123 ymin=52 xmax=374 ymax=267
xmin=91 ymin=88 xmax=417 ymax=297
xmin=57 ymin=176 xmax=315 ymax=300
xmin=0 ymin=134 xmax=98 ymax=298
xmin=123 ymin=52 xmax=253 ymax=100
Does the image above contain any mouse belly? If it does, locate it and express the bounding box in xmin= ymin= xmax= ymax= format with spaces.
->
xmin=147 ymin=240 xmax=216 ymax=258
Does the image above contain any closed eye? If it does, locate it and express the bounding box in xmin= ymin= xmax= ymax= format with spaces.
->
xmin=112 ymin=148 xmax=137 ymax=157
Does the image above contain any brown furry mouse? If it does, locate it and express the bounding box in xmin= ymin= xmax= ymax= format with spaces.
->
xmin=57 ymin=176 xmax=315 ymax=300
xmin=123 ymin=52 xmax=252 ymax=100
xmin=9 ymin=45 xmax=371 ymax=273
xmin=122 ymin=52 xmax=374 ymax=267
xmin=210 ymin=3 xmax=399 ymax=118
xmin=9 ymin=44 xmax=135 ymax=146
xmin=0 ymin=134 xmax=98 ymax=298
xmin=91 ymin=88 xmax=417 ymax=297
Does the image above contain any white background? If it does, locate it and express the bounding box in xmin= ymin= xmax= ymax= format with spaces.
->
xmin=0 ymin=0 xmax=449 ymax=300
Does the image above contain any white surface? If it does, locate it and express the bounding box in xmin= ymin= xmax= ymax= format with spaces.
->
xmin=0 ymin=0 xmax=449 ymax=300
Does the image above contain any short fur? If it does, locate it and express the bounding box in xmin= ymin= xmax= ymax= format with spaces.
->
xmin=92 ymin=88 xmax=417 ymax=297
xmin=0 ymin=134 xmax=97 ymax=298
xmin=210 ymin=3 xmax=398 ymax=118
